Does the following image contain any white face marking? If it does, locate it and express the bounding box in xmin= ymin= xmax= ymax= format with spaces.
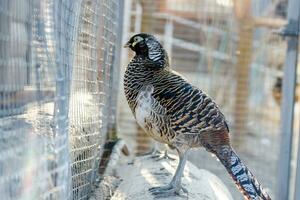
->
xmin=132 ymin=36 xmax=144 ymax=47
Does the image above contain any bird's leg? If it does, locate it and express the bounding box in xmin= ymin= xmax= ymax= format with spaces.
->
xmin=149 ymin=150 xmax=188 ymax=198
xmin=151 ymin=144 xmax=176 ymax=161
xmin=150 ymin=143 xmax=164 ymax=158
xmin=150 ymin=149 xmax=163 ymax=159
xmin=137 ymin=143 xmax=160 ymax=157
xmin=154 ymin=149 xmax=176 ymax=161
xmin=151 ymin=142 xmax=161 ymax=158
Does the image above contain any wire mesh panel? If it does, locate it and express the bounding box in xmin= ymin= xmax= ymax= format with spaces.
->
xmin=69 ymin=0 xmax=120 ymax=199
xmin=0 ymin=0 xmax=80 ymax=199
xmin=0 ymin=0 xmax=122 ymax=199
xmin=69 ymin=1 xmax=102 ymax=198
xmin=119 ymin=0 xmax=289 ymax=199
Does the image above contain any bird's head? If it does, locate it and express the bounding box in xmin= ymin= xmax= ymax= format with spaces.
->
xmin=124 ymin=33 xmax=166 ymax=61
xmin=124 ymin=33 xmax=149 ymax=54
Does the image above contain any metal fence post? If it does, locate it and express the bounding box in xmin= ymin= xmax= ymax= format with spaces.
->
xmin=277 ymin=0 xmax=300 ymax=199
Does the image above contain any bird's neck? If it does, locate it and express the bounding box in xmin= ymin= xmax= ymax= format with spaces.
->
xmin=125 ymin=56 xmax=161 ymax=86
xmin=124 ymin=56 xmax=167 ymax=112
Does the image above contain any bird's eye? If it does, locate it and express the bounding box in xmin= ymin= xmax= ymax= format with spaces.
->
xmin=134 ymin=36 xmax=143 ymax=42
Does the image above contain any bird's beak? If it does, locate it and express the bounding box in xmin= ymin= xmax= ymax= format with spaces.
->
xmin=123 ymin=42 xmax=131 ymax=48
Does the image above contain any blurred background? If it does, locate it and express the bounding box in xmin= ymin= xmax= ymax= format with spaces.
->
xmin=118 ymin=0 xmax=299 ymax=199
xmin=0 ymin=0 xmax=300 ymax=200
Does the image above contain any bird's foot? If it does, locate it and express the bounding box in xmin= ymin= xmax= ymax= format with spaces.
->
xmin=150 ymin=149 xmax=163 ymax=159
xmin=149 ymin=184 xmax=188 ymax=198
xmin=137 ymin=149 xmax=160 ymax=157
xmin=155 ymin=151 xmax=176 ymax=161
xmin=150 ymin=150 xmax=176 ymax=161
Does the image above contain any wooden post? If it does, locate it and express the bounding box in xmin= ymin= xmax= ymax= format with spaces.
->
xmin=140 ymin=0 xmax=155 ymax=33
xmin=232 ymin=0 xmax=254 ymax=147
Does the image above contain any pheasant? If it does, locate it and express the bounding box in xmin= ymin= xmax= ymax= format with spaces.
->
xmin=123 ymin=33 xmax=271 ymax=200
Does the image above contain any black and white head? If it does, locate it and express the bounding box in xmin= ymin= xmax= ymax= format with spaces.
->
xmin=124 ymin=33 xmax=166 ymax=62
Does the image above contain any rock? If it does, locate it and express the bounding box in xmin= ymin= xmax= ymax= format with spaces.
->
xmin=111 ymin=155 xmax=233 ymax=200
xmin=89 ymin=176 xmax=122 ymax=200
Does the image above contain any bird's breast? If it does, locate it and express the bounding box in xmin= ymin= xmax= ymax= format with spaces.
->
xmin=123 ymin=65 xmax=155 ymax=111
xmin=134 ymin=86 xmax=167 ymax=143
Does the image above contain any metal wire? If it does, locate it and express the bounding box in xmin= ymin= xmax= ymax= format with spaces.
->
xmin=0 ymin=0 xmax=121 ymax=199
xmin=69 ymin=0 xmax=120 ymax=199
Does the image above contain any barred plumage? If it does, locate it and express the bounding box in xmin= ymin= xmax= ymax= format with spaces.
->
xmin=124 ymin=33 xmax=271 ymax=200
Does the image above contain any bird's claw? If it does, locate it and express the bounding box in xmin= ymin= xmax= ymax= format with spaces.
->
xmin=149 ymin=184 xmax=188 ymax=198
xmin=155 ymin=153 xmax=176 ymax=161
xmin=149 ymin=185 xmax=171 ymax=192
xmin=150 ymin=150 xmax=176 ymax=161
xmin=150 ymin=150 xmax=163 ymax=159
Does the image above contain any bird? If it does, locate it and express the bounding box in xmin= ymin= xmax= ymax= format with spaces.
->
xmin=123 ymin=33 xmax=271 ymax=200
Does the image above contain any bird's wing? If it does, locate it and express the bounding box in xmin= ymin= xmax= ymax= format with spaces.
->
xmin=162 ymin=84 xmax=228 ymax=148
xmin=155 ymin=75 xmax=229 ymax=135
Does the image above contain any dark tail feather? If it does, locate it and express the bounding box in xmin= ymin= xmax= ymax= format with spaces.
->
xmin=215 ymin=145 xmax=271 ymax=200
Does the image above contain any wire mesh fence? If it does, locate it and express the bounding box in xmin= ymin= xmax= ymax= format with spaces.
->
xmin=0 ymin=0 xmax=122 ymax=199
xmin=70 ymin=0 xmax=120 ymax=199
xmin=118 ymin=0 xmax=297 ymax=199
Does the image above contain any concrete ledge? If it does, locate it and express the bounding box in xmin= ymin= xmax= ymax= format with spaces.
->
xmin=111 ymin=155 xmax=233 ymax=200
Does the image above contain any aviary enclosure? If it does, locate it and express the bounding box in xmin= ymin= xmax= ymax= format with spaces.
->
xmin=0 ymin=0 xmax=300 ymax=200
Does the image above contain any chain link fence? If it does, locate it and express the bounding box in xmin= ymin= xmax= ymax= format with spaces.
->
xmin=0 ymin=0 xmax=122 ymax=199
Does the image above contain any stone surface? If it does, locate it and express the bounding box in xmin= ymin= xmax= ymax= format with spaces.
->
xmin=111 ymin=155 xmax=233 ymax=200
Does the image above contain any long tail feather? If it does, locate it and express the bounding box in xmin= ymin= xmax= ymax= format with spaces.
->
xmin=215 ymin=145 xmax=271 ymax=200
